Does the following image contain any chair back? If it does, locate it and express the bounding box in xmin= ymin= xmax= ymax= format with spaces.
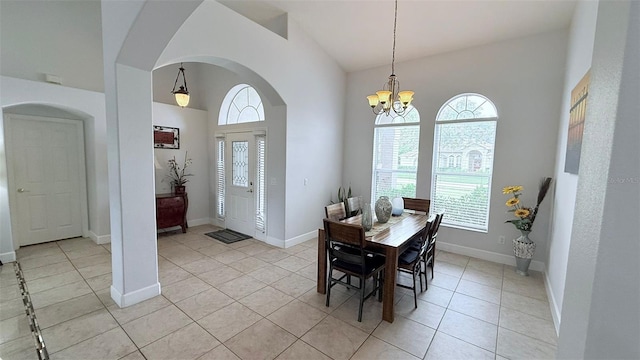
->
xmin=323 ymin=218 xmax=366 ymax=270
xmin=345 ymin=197 xmax=361 ymax=217
xmin=402 ymin=197 xmax=430 ymax=214
xmin=431 ymin=211 xmax=444 ymax=241
xmin=325 ymin=203 xmax=346 ymax=221
xmin=417 ymin=215 xmax=436 ymax=255
xmin=427 ymin=212 xmax=444 ymax=253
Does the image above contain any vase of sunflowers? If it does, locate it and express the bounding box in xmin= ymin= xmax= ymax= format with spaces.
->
xmin=503 ymin=178 xmax=552 ymax=276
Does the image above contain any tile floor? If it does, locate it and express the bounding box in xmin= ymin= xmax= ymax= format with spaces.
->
xmin=0 ymin=225 xmax=557 ymax=359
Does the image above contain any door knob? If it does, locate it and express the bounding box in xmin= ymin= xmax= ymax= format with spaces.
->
xmin=247 ymin=189 xmax=253 ymax=193
xmin=17 ymin=188 xmax=29 ymax=193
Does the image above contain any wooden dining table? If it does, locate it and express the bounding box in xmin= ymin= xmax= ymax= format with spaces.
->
xmin=316 ymin=212 xmax=428 ymax=323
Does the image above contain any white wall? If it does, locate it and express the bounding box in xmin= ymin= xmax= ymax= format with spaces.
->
xmin=0 ymin=76 xmax=110 ymax=261
xmin=557 ymin=1 xmax=640 ymax=357
xmin=153 ymin=102 xmax=210 ymax=226
xmin=156 ymin=0 xmax=345 ymax=246
xmin=546 ymin=0 xmax=598 ymax=331
xmin=344 ymin=30 xmax=567 ymax=263
xmin=0 ymin=0 xmax=104 ymax=92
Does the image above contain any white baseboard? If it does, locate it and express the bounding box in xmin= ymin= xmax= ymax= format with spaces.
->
xmin=89 ymin=231 xmax=111 ymax=245
xmin=188 ymin=218 xmax=212 ymax=227
xmin=265 ymin=235 xmax=285 ymax=248
xmin=0 ymin=251 xmax=16 ymax=264
xmin=283 ymin=230 xmax=317 ymax=248
xmin=111 ymin=282 xmax=161 ymax=308
xmin=437 ymin=241 xmax=545 ymax=272
xmin=544 ymin=270 xmax=562 ymax=335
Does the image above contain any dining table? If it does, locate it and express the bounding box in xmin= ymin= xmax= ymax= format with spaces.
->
xmin=316 ymin=211 xmax=428 ymax=323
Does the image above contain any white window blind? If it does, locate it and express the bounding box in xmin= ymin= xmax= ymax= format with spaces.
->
xmin=431 ymin=93 xmax=497 ymax=232
xmin=255 ymin=136 xmax=266 ymax=232
xmin=371 ymin=106 xmax=420 ymax=202
xmin=216 ymin=138 xmax=225 ymax=219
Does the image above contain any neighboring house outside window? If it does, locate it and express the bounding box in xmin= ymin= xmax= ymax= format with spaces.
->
xmin=430 ymin=93 xmax=497 ymax=232
xmin=371 ymin=106 xmax=420 ymax=203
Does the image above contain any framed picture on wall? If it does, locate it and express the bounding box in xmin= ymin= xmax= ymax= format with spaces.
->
xmin=154 ymin=126 xmax=180 ymax=149
xmin=564 ymin=70 xmax=590 ymax=174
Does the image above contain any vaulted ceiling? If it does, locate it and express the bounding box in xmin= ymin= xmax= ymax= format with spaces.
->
xmin=0 ymin=0 xmax=577 ymax=92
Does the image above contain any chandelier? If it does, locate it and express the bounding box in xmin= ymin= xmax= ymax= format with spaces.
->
xmin=171 ymin=63 xmax=190 ymax=108
xmin=366 ymin=0 xmax=414 ymax=116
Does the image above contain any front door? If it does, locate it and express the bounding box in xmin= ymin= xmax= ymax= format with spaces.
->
xmin=6 ymin=115 xmax=85 ymax=246
xmin=225 ymin=132 xmax=255 ymax=237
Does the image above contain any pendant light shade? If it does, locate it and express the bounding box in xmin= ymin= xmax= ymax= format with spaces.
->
xmin=171 ymin=63 xmax=190 ymax=108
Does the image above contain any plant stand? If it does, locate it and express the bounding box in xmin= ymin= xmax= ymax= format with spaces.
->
xmin=513 ymin=231 xmax=535 ymax=276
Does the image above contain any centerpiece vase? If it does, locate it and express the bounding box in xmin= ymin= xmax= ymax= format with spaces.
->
xmin=361 ymin=203 xmax=372 ymax=231
xmin=512 ymin=230 xmax=536 ymax=276
xmin=374 ymin=196 xmax=392 ymax=224
xmin=174 ymin=185 xmax=186 ymax=195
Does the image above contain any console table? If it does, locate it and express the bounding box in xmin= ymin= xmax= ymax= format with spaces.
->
xmin=156 ymin=193 xmax=188 ymax=233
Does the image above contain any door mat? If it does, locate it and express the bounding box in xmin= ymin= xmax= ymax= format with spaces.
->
xmin=204 ymin=229 xmax=252 ymax=244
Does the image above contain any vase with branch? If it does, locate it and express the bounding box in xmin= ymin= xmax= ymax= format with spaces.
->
xmin=503 ymin=177 xmax=552 ymax=275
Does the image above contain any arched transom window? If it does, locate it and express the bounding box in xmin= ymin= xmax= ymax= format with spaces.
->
xmin=431 ymin=93 xmax=498 ymax=232
xmin=218 ymin=84 xmax=265 ymax=125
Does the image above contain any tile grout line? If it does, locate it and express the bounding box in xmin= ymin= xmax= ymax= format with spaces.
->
xmin=53 ymin=240 xmax=146 ymax=359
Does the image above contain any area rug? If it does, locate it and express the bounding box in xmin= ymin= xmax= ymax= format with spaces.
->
xmin=204 ymin=229 xmax=252 ymax=244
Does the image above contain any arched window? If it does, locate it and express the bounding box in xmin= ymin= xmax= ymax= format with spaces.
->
xmin=371 ymin=106 xmax=420 ymax=202
xmin=218 ymin=84 xmax=265 ymax=125
xmin=431 ymin=93 xmax=497 ymax=232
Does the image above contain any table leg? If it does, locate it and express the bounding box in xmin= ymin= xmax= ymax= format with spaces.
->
xmin=317 ymin=229 xmax=326 ymax=294
xmin=382 ymin=247 xmax=398 ymax=322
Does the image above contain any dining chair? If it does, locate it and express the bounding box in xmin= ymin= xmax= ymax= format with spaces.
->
xmin=423 ymin=211 xmax=444 ymax=281
xmin=402 ymin=197 xmax=430 ymax=214
xmin=324 ymin=218 xmax=386 ymax=322
xmin=345 ymin=197 xmax=361 ymax=218
xmin=397 ymin=215 xmax=435 ymax=308
xmin=325 ymin=202 xmax=347 ymax=221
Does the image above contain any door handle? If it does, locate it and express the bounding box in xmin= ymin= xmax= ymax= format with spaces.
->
xmin=17 ymin=188 xmax=29 ymax=193
xmin=247 ymin=189 xmax=253 ymax=193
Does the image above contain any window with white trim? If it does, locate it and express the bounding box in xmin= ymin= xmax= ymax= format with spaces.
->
xmin=371 ymin=106 xmax=420 ymax=202
xmin=431 ymin=93 xmax=497 ymax=232
xmin=255 ymin=135 xmax=266 ymax=233
xmin=218 ymin=84 xmax=265 ymax=125
xmin=216 ymin=137 xmax=225 ymax=219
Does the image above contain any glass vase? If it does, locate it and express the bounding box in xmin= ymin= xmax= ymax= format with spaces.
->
xmin=361 ymin=203 xmax=372 ymax=231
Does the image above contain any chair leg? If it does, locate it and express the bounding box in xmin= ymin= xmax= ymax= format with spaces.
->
xmin=377 ymin=271 xmax=383 ymax=302
xmin=326 ymin=267 xmax=332 ymax=307
xmin=431 ymin=259 xmax=435 ymax=279
xmin=418 ymin=264 xmax=424 ymax=293
xmin=358 ymin=279 xmax=365 ymax=322
xmin=411 ymin=271 xmax=417 ymax=309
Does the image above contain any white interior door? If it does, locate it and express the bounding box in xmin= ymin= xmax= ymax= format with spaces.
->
xmin=7 ymin=116 xmax=85 ymax=246
xmin=225 ymin=132 xmax=255 ymax=236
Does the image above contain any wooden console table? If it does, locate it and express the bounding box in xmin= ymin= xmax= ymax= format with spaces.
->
xmin=156 ymin=193 xmax=188 ymax=233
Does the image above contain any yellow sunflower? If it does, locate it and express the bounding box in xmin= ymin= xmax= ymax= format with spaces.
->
xmin=502 ymin=186 xmax=514 ymax=194
xmin=505 ymin=198 xmax=519 ymax=207
xmin=511 ymin=185 xmax=523 ymax=193
xmin=515 ymin=208 xmax=530 ymax=218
